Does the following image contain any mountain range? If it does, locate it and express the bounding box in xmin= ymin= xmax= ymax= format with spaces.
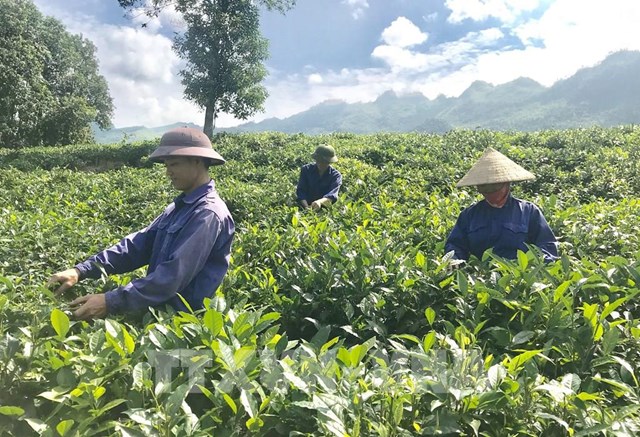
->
xmin=93 ymin=50 xmax=640 ymax=143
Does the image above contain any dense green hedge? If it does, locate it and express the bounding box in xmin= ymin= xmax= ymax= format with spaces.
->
xmin=1 ymin=127 xmax=640 ymax=435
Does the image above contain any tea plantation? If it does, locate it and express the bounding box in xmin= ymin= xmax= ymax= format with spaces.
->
xmin=1 ymin=127 xmax=640 ymax=436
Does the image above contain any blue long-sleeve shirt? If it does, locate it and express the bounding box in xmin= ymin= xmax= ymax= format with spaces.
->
xmin=445 ymin=195 xmax=558 ymax=262
xmin=75 ymin=180 xmax=234 ymax=314
xmin=296 ymin=163 xmax=342 ymax=203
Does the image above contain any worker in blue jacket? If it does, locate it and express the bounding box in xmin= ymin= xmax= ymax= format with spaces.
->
xmin=296 ymin=144 xmax=342 ymax=210
xmin=47 ymin=127 xmax=235 ymax=320
xmin=445 ymin=147 xmax=558 ymax=263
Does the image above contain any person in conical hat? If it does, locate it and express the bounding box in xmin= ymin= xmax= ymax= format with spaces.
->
xmin=296 ymin=144 xmax=343 ymax=210
xmin=47 ymin=127 xmax=235 ymax=319
xmin=445 ymin=147 xmax=558 ymax=262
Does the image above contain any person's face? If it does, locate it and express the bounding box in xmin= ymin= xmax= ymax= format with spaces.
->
xmin=315 ymin=158 xmax=330 ymax=172
xmin=476 ymin=182 xmax=506 ymax=194
xmin=164 ymin=157 xmax=202 ymax=193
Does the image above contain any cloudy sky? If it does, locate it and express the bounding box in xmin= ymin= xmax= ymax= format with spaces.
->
xmin=32 ymin=0 xmax=640 ymax=129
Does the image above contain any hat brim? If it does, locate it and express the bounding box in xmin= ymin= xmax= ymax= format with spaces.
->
xmin=312 ymin=153 xmax=338 ymax=163
xmin=456 ymin=174 xmax=535 ymax=187
xmin=149 ymin=146 xmax=226 ymax=165
xmin=456 ymin=147 xmax=534 ymax=187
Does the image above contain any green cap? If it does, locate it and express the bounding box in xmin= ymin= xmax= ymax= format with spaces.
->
xmin=312 ymin=144 xmax=338 ymax=163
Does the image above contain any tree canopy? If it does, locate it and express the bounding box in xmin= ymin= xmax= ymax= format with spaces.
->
xmin=0 ymin=0 xmax=113 ymax=148
xmin=117 ymin=0 xmax=295 ymax=16
xmin=118 ymin=0 xmax=295 ymax=136
xmin=175 ymin=0 xmax=270 ymax=136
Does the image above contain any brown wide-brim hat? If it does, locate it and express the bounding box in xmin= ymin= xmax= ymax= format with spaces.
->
xmin=456 ymin=147 xmax=535 ymax=187
xmin=312 ymin=144 xmax=338 ymax=163
xmin=149 ymin=127 xmax=225 ymax=165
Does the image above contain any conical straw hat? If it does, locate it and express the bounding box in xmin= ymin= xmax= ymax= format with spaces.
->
xmin=456 ymin=147 xmax=535 ymax=187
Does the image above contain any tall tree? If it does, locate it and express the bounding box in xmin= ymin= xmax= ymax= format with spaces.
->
xmin=175 ymin=0 xmax=268 ymax=136
xmin=118 ymin=0 xmax=295 ymax=137
xmin=0 ymin=0 xmax=113 ymax=147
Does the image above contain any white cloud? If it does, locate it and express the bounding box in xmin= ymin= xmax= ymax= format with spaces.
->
xmin=307 ymin=73 xmax=323 ymax=84
xmin=78 ymin=25 xmax=199 ymax=127
xmin=372 ymin=46 xmax=430 ymax=72
xmin=342 ymin=0 xmax=369 ymax=20
xmin=445 ymin=0 xmax=543 ymax=24
xmin=31 ymin=0 xmax=234 ymax=128
xmin=372 ymin=21 xmax=502 ymax=74
xmin=252 ymin=0 xmax=640 ymax=125
xmin=97 ymin=27 xmax=179 ymax=83
xmin=381 ymin=16 xmax=428 ymax=48
xmin=505 ymin=0 xmax=640 ymax=85
xmin=424 ymin=12 xmax=439 ymax=23
xmin=260 ymin=68 xmax=392 ymax=121
xmin=371 ymin=17 xmax=433 ymax=72
xmin=28 ymin=0 xmax=640 ymax=130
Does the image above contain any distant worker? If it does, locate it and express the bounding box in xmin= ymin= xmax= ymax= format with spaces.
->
xmin=445 ymin=147 xmax=558 ymax=263
xmin=296 ymin=144 xmax=343 ymax=210
xmin=47 ymin=127 xmax=235 ymax=320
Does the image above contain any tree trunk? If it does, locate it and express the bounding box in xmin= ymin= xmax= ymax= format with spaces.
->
xmin=203 ymin=104 xmax=215 ymax=137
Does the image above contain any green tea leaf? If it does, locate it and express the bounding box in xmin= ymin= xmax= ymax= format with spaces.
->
xmin=246 ymin=416 xmax=264 ymax=431
xmin=553 ymin=281 xmax=571 ymax=303
xmin=422 ymin=331 xmax=436 ymax=352
xmin=488 ymin=365 xmax=506 ymax=389
xmin=535 ymin=382 xmax=572 ymax=402
xmin=203 ymin=309 xmax=223 ymax=336
xmin=415 ymin=251 xmax=425 ymax=268
xmin=612 ymin=356 xmax=638 ymax=386
xmin=132 ymin=362 xmax=152 ymax=390
xmin=167 ymin=383 xmax=191 ymax=416
xmin=320 ymin=336 xmax=340 ymax=354
xmin=234 ymin=346 xmax=255 ymax=369
xmin=561 ymin=373 xmax=581 ymax=394
xmin=336 ymin=346 xmax=351 ymax=367
xmin=56 ymin=419 xmax=74 ymax=436
xmin=122 ymin=325 xmax=135 ymax=354
xmin=25 ymin=418 xmax=47 ymax=433
xmin=51 ymin=308 xmax=70 ymax=339
xmin=0 ymin=406 xmax=24 ymax=416
xmin=576 ymin=392 xmax=602 ymax=402
xmin=600 ymin=297 xmax=627 ymax=321
xmin=457 ymin=270 xmax=468 ymax=294
xmin=223 ymin=393 xmax=237 ymax=413
xmin=215 ymin=340 xmax=236 ymax=372
xmin=349 ymin=344 xmax=366 ymax=367
xmin=240 ymin=389 xmax=257 ymax=418
xmin=517 ymin=250 xmax=528 ymax=270
xmin=507 ymin=349 xmax=542 ymax=373
xmin=512 ymin=330 xmax=535 ymax=345
xmin=425 ymin=307 xmax=436 ymax=326
xmin=93 ymin=386 xmax=106 ymax=400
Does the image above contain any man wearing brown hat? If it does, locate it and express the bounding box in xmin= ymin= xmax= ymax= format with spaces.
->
xmin=445 ymin=147 xmax=558 ymax=262
xmin=47 ymin=127 xmax=235 ymax=320
xmin=296 ymin=144 xmax=343 ymax=210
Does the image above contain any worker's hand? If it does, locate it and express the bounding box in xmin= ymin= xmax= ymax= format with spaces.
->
xmin=70 ymin=294 xmax=107 ymax=321
xmin=311 ymin=198 xmax=332 ymax=210
xmin=47 ymin=268 xmax=80 ymax=295
xmin=446 ymin=259 xmax=466 ymax=273
xmin=300 ymin=200 xmax=310 ymax=209
xmin=311 ymin=197 xmax=331 ymax=210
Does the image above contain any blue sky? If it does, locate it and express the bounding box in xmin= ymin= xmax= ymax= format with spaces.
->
xmin=32 ymin=0 xmax=640 ymax=128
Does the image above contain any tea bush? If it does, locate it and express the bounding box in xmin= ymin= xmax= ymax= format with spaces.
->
xmin=1 ymin=127 xmax=640 ymax=435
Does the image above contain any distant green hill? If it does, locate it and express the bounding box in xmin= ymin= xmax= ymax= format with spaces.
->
xmin=92 ymin=122 xmax=202 ymax=144
xmin=232 ymin=50 xmax=640 ymax=133
xmin=94 ymin=50 xmax=640 ymax=141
